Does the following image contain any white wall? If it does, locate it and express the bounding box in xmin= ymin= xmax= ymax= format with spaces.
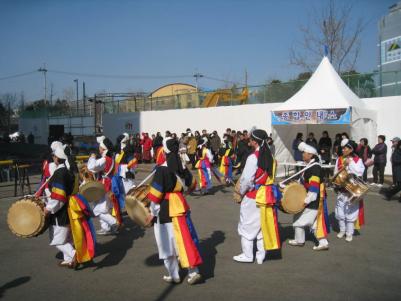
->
xmin=103 ymin=103 xmax=280 ymax=142
xmin=103 ymin=112 xmax=141 ymax=143
xmin=19 ymin=117 xmax=49 ymax=145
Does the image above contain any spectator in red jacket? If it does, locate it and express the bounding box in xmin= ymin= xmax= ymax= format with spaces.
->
xmin=141 ymin=133 xmax=153 ymax=163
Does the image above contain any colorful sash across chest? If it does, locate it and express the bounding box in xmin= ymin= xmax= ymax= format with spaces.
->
xmin=255 ymin=160 xmax=281 ymax=250
xmin=51 ymin=183 xmax=68 ymax=203
xmin=68 ymin=194 xmax=96 ymax=263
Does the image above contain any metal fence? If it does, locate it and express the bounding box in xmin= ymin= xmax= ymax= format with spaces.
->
xmin=22 ymin=70 xmax=401 ymax=117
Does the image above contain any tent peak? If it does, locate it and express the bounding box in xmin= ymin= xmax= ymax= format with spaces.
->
xmin=275 ymin=56 xmax=366 ymax=111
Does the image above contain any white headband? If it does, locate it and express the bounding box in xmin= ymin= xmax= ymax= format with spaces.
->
xmin=341 ymin=139 xmax=349 ymax=148
xmin=96 ymin=136 xmax=108 ymax=150
xmin=50 ymin=141 xmax=63 ymax=153
xmin=54 ymin=145 xmax=68 ymax=160
xmin=163 ymin=137 xmax=173 ymax=154
xmin=298 ymin=142 xmax=318 ymax=155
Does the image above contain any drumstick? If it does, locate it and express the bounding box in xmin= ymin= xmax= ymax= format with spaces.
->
xmin=136 ymin=169 xmax=156 ymax=189
xmin=33 ymin=174 xmax=55 ymax=198
xmin=279 ymin=162 xmax=320 ymax=187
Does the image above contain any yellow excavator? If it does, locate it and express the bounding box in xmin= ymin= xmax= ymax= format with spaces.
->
xmin=202 ymin=86 xmax=249 ymax=107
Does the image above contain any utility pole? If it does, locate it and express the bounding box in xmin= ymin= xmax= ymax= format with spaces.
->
xmin=73 ymin=79 xmax=79 ymax=115
xmin=7 ymin=100 xmax=11 ymax=134
xmin=193 ymin=72 xmax=203 ymax=91
xmin=38 ymin=64 xmax=48 ymax=103
xmin=50 ymin=83 xmax=54 ymax=105
xmin=82 ymin=81 xmax=86 ymax=115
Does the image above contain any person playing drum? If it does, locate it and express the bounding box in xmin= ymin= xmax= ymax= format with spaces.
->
xmin=115 ymin=133 xmax=137 ymax=193
xmin=37 ymin=141 xmax=63 ymax=198
xmin=195 ymin=137 xmax=214 ymax=195
xmin=44 ymin=145 xmax=77 ymax=268
xmin=146 ymin=137 xmax=202 ymax=285
xmin=288 ymin=142 xmax=330 ymax=251
xmin=87 ymin=136 xmax=121 ymax=236
xmin=234 ymin=129 xmax=281 ymax=264
xmin=334 ymin=139 xmax=365 ymax=242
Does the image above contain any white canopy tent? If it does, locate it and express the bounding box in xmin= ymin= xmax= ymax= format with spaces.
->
xmin=272 ymin=57 xmax=377 ymax=174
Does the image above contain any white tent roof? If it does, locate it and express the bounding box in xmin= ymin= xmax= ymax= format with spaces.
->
xmin=275 ymin=56 xmax=366 ymax=111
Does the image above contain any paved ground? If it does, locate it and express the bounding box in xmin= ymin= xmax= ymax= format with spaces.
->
xmin=1 ymin=168 xmax=401 ymax=301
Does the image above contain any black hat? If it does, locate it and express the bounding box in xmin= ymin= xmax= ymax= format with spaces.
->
xmin=251 ymin=129 xmax=268 ymax=144
xmin=102 ymin=137 xmax=114 ymax=151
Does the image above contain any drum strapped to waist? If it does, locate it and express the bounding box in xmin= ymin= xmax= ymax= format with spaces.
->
xmin=125 ymin=185 xmax=152 ymax=228
xmin=280 ymin=182 xmax=307 ymax=214
xmin=7 ymin=197 xmax=48 ymax=238
xmin=331 ymin=167 xmax=369 ymax=200
xmin=78 ymin=165 xmax=105 ymax=202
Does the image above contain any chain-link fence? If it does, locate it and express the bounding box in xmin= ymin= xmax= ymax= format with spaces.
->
xmin=22 ymin=70 xmax=401 ymax=117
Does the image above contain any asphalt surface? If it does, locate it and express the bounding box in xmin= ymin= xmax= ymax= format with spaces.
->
xmin=1 ymin=169 xmax=401 ymax=301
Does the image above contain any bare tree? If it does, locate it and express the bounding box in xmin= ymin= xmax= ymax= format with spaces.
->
xmin=62 ymin=87 xmax=75 ymax=101
xmin=290 ymin=0 xmax=366 ymax=73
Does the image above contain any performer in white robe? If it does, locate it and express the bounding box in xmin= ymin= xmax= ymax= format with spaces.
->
xmin=115 ymin=133 xmax=137 ymax=194
xmin=147 ymin=138 xmax=202 ymax=285
xmin=334 ymin=139 xmax=365 ymax=242
xmin=87 ymin=136 xmax=119 ymax=235
xmin=44 ymin=146 xmax=77 ymax=268
xmin=234 ymin=129 xmax=277 ymax=264
xmin=288 ymin=142 xmax=330 ymax=251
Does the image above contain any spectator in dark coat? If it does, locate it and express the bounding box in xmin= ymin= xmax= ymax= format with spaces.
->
xmin=292 ymin=133 xmax=303 ymax=172
xmin=372 ymin=135 xmax=387 ymax=186
xmin=356 ymin=138 xmax=372 ymax=182
xmin=292 ymin=133 xmax=303 ymax=161
xmin=390 ymin=137 xmax=401 ymax=186
xmin=333 ymin=133 xmax=343 ymax=158
xmin=318 ymin=131 xmax=332 ymax=164
xmin=306 ymin=132 xmax=318 ymax=149
xmin=383 ymin=139 xmax=401 ymax=201
xmin=210 ymin=131 xmax=221 ymax=163
xmin=27 ymin=132 xmax=35 ymax=144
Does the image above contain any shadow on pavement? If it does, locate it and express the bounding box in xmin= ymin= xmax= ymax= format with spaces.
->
xmin=0 ymin=276 xmax=31 ymax=298
xmin=145 ymin=253 xmax=163 ymax=267
xmin=199 ymin=230 xmax=225 ymax=281
xmin=93 ymin=219 xmax=145 ymax=270
xmin=329 ymin=212 xmax=339 ymax=233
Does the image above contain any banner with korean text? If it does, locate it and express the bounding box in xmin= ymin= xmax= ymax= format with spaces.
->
xmin=271 ymin=107 xmax=351 ymax=125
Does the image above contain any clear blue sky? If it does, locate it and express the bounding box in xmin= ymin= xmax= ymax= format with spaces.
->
xmin=0 ymin=0 xmax=396 ymax=102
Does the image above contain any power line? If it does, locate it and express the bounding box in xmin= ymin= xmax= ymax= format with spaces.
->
xmin=47 ymin=69 xmax=194 ymax=79
xmin=0 ymin=71 xmax=37 ymax=81
xmin=203 ymin=75 xmax=245 ymax=86
xmin=0 ymin=68 xmax=247 ymax=86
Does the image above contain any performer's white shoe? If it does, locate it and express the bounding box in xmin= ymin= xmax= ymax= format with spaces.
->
xmin=337 ymin=231 xmax=345 ymax=239
xmin=288 ymin=240 xmax=305 ymax=247
xmin=345 ymin=235 xmax=353 ymax=242
xmin=162 ymin=275 xmax=180 ymax=284
xmin=256 ymin=258 xmax=264 ymax=264
xmin=187 ymin=273 xmax=202 ymax=285
xmin=313 ymin=244 xmax=329 ymax=251
xmin=233 ymin=254 xmax=253 ymax=263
